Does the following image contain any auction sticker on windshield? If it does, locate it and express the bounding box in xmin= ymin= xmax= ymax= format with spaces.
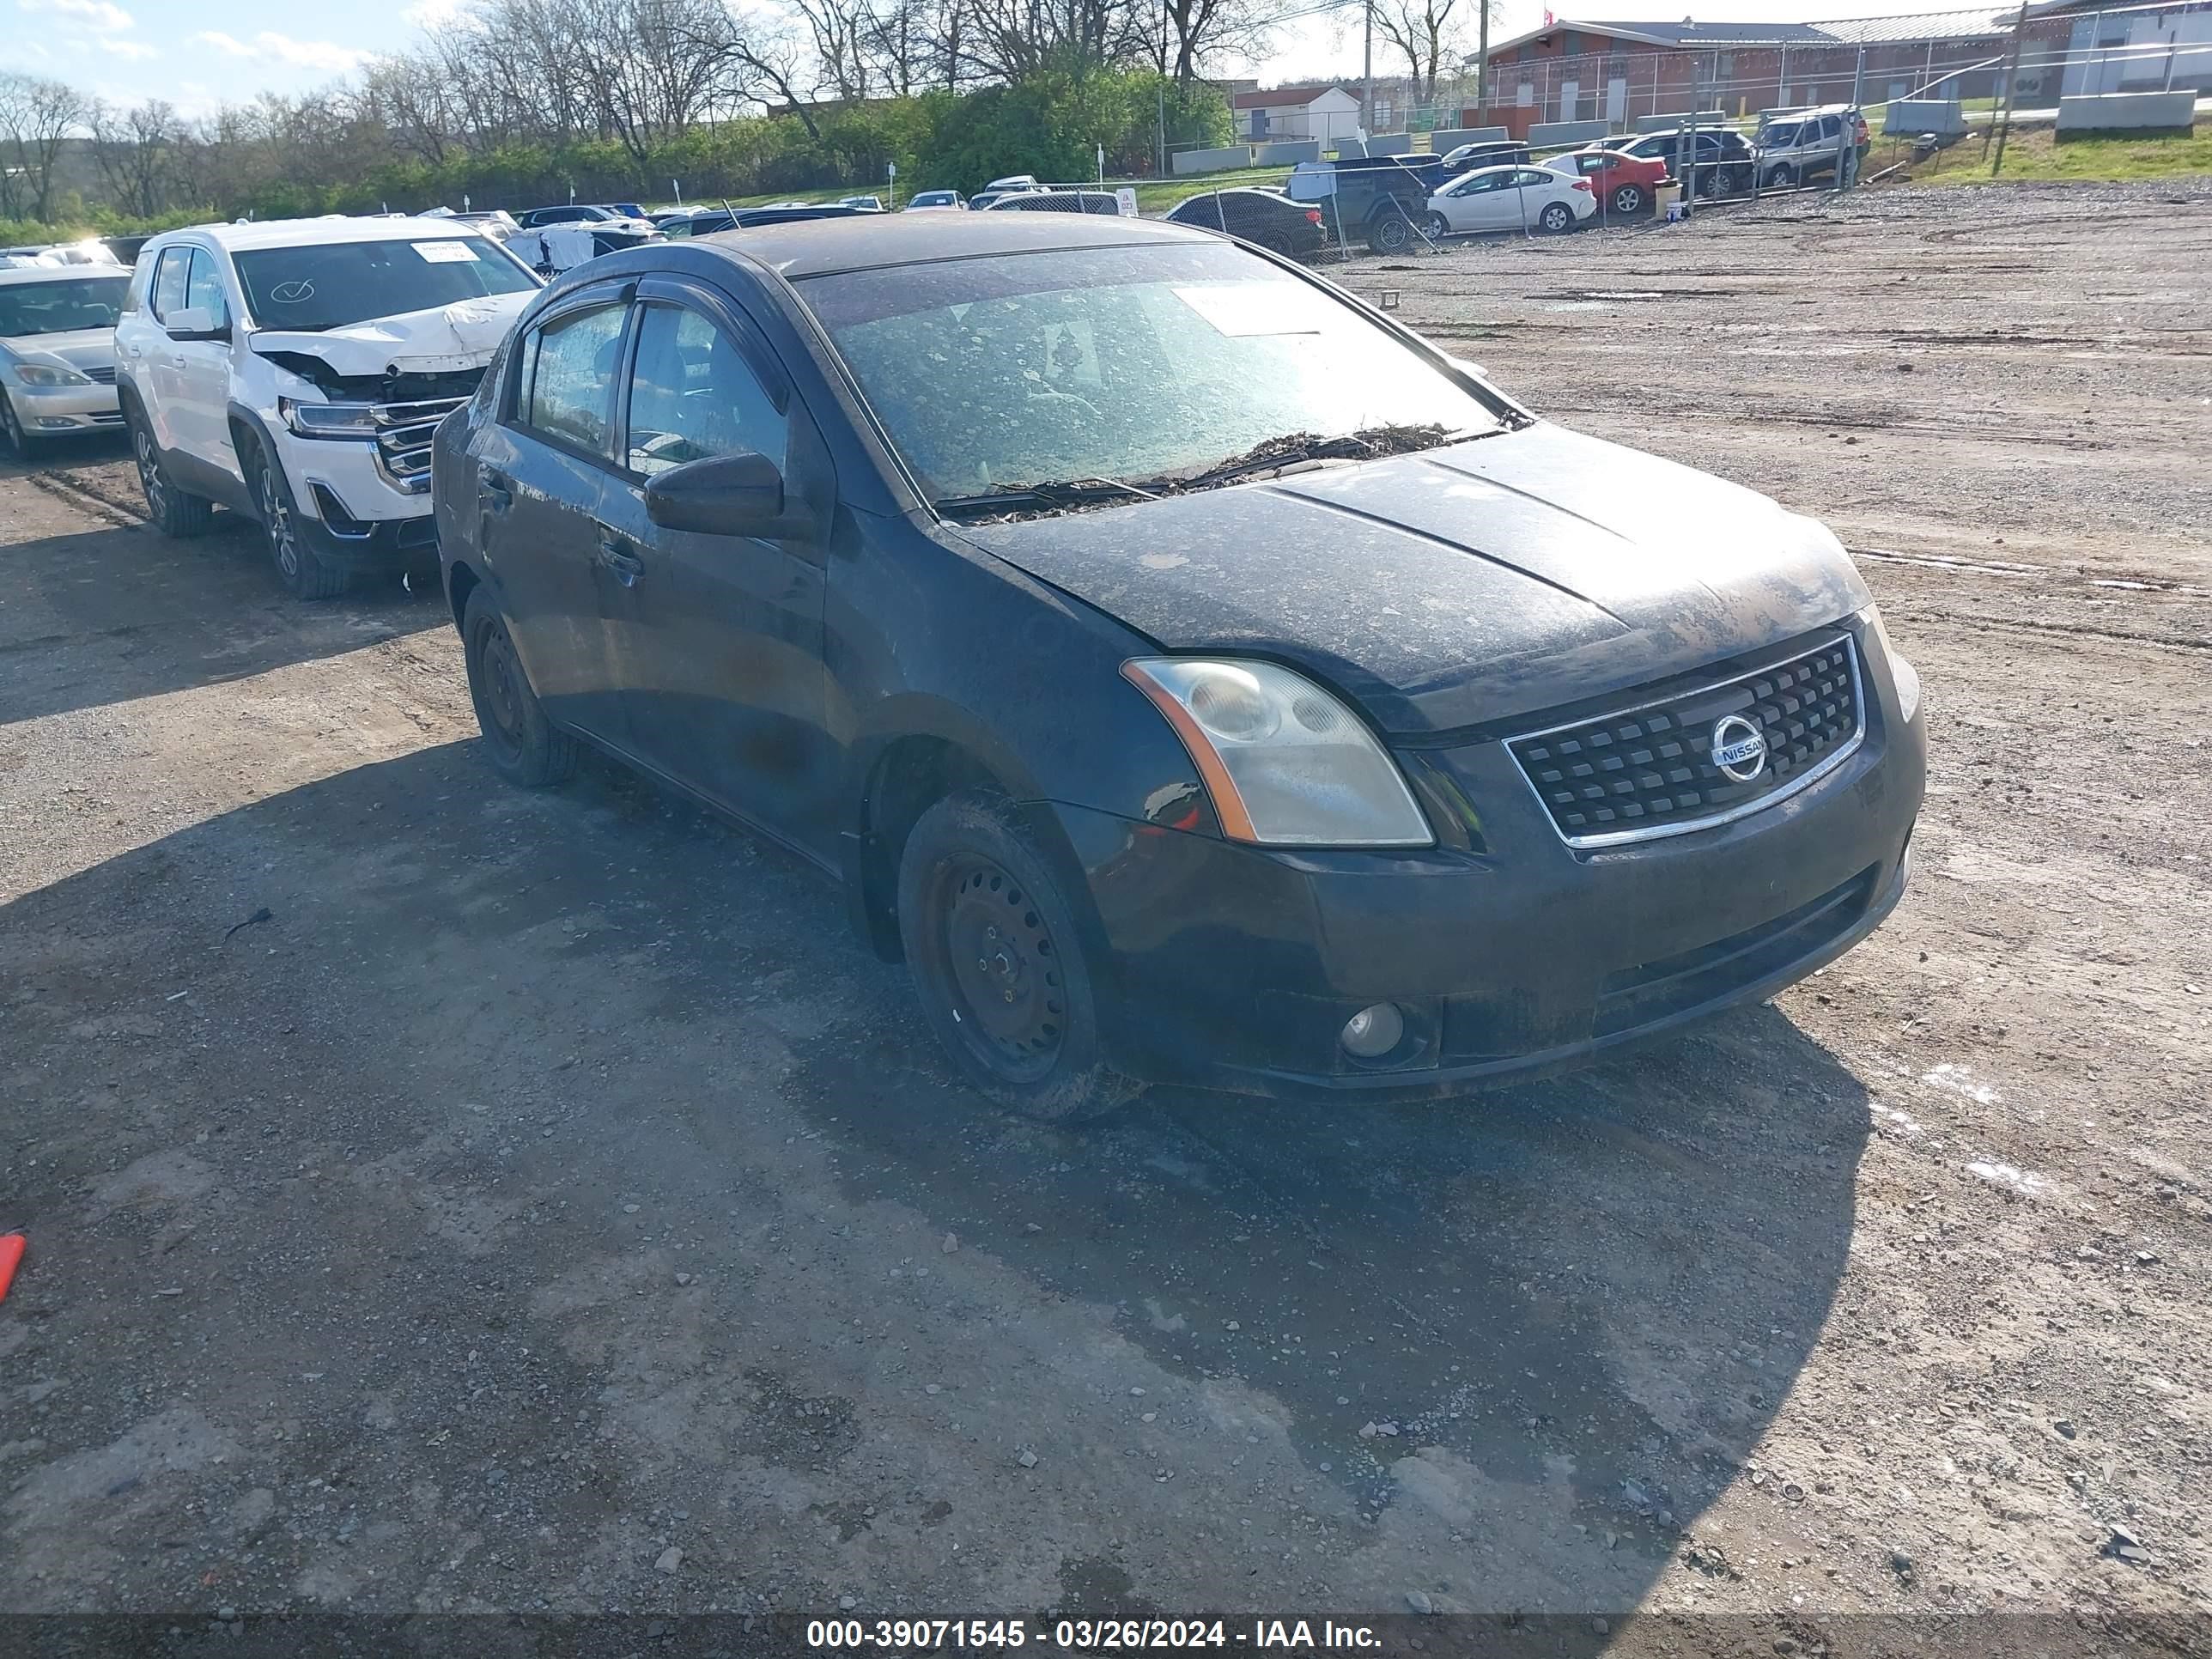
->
xmin=414 ymin=241 xmax=480 ymax=263
xmin=1171 ymin=283 xmax=1335 ymax=337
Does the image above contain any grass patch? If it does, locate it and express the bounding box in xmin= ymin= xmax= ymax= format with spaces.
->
xmin=1911 ymin=122 xmax=2212 ymax=183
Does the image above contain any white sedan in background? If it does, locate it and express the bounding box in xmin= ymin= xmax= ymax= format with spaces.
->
xmin=1424 ymin=164 xmax=1595 ymax=238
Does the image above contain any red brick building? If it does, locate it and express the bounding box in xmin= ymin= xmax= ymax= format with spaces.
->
xmin=1474 ymin=9 xmax=2082 ymax=127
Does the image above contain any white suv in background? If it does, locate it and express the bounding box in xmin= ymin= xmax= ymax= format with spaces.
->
xmin=113 ymin=216 xmax=541 ymax=598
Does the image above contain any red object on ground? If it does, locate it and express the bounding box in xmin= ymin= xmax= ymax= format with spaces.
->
xmin=0 ymin=1232 xmax=24 ymax=1305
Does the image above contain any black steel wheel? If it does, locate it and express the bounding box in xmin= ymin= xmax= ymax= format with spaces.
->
xmin=463 ymin=585 xmax=577 ymax=787
xmin=897 ymin=793 xmax=1138 ymax=1121
xmin=942 ymin=855 xmax=1065 ymax=1079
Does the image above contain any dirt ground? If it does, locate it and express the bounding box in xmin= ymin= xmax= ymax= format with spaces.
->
xmin=3 ymin=179 xmax=2209 ymax=1641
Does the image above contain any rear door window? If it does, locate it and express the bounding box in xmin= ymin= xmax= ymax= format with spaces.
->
xmin=519 ymin=303 xmax=629 ymax=456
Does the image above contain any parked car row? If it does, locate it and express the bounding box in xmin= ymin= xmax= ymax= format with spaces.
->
xmin=40 ymin=205 xmax=1927 ymax=1121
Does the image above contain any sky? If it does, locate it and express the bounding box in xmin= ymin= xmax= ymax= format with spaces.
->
xmin=1 ymin=0 xmax=1966 ymax=116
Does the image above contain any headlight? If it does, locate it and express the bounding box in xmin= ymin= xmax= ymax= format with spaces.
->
xmin=1866 ymin=606 xmax=1923 ymax=725
xmin=1122 ymin=658 xmax=1433 ymax=848
xmin=279 ymin=396 xmax=378 ymax=440
xmin=8 ymin=357 xmax=91 ymax=387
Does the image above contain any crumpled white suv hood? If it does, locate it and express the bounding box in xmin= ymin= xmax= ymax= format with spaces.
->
xmin=251 ymin=290 xmax=535 ymax=378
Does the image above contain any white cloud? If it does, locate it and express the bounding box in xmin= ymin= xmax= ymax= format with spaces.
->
xmin=98 ymin=35 xmax=158 ymax=58
xmin=192 ymin=29 xmax=370 ymax=74
xmin=401 ymin=0 xmax=468 ymax=27
xmin=18 ymin=0 xmax=135 ymax=33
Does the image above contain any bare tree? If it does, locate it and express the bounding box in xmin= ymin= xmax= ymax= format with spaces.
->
xmin=0 ymin=72 xmax=90 ymax=222
xmin=1371 ymin=0 xmax=1475 ymax=105
xmin=88 ymin=99 xmax=184 ymax=217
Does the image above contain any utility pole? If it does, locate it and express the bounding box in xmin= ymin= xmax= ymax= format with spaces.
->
xmin=1989 ymin=0 xmax=2033 ymax=175
xmin=1359 ymin=0 xmax=1376 ymax=135
xmin=1477 ymin=0 xmax=1492 ymax=119
xmin=1157 ymin=0 xmax=1169 ymax=175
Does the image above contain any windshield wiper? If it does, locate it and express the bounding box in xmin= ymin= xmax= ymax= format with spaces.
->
xmin=933 ymin=477 xmax=1158 ymax=520
xmin=1144 ymin=422 xmax=1478 ymax=495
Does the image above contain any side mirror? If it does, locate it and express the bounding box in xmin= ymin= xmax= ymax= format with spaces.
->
xmin=643 ymin=448 xmax=785 ymax=538
xmin=165 ymin=307 xmax=229 ymax=343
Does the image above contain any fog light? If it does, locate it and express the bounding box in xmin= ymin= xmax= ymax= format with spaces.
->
xmin=1340 ymin=1002 xmax=1404 ymax=1059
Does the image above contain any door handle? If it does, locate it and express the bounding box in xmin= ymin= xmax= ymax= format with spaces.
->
xmin=594 ymin=528 xmax=643 ymax=586
xmin=478 ymin=465 xmax=513 ymax=512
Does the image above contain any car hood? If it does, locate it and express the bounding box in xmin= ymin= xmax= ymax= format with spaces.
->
xmin=952 ymin=422 xmax=1872 ymax=736
xmin=248 ymin=290 xmax=535 ymax=378
xmin=4 ymin=326 xmax=114 ymax=373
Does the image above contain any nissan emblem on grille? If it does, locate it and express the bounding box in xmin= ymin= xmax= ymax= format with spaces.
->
xmin=1709 ymin=714 xmax=1769 ymax=783
xmin=1504 ymin=635 xmax=1866 ymax=848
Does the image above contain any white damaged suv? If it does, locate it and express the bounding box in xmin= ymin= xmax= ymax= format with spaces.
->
xmin=114 ymin=216 xmax=542 ymax=597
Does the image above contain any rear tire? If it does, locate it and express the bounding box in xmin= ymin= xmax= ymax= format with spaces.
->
xmin=1540 ymin=202 xmax=1575 ymax=233
xmin=1366 ymin=211 xmax=1413 ymax=256
xmin=896 ymin=793 xmax=1139 ymax=1122
xmin=1610 ymin=183 xmax=1646 ymax=216
xmin=244 ymin=434 xmax=346 ymax=599
xmin=463 ymin=585 xmax=578 ymax=788
xmin=128 ymin=410 xmax=213 ymax=538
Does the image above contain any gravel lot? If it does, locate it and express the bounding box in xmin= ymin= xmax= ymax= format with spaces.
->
xmin=3 ymin=179 xmax=2208 ymax=1638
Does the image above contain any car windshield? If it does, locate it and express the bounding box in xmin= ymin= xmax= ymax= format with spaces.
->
xmin=0 ymin=274 xmax=129 ymax=337
xmin=1763 ymin=122 xmax=1801 ymax=145
xmin=799 ymin=241 xmax=1505 ymax=506
xmin=232 ymin=237 xmax=535 ymax=332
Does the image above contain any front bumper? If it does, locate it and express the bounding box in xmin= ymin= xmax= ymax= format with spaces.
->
xmin=279 ymin=437 xmax=438 ymax=572
xmin=9 ymin=380 xmax=122 ymax=433
xmin=1048 ymin=648 xmax=1925 ymax=1102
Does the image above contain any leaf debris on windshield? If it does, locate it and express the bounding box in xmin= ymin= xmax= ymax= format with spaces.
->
xmin=938 ymin=424 xmax=1464 ymax=524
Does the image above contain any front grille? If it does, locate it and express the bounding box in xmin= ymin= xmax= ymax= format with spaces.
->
xmin=372 ymin=396 xmax=468 ymax=495
xmin=1510 ymin=635 xmax=1863 ymax=848
xmin=83 ymin=365 xmax=118 ymax=385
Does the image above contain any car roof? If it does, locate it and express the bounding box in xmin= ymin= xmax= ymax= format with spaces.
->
xmin=149 ymin=216 xmax=481 ymax=252
xmin=0 ymin=261 xmax=130 ymax=286
xmin=693 ymin=210 xmax=1210 ymax=280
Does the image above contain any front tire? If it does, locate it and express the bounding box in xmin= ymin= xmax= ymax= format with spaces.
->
xmin=0 ymin=391 xmax=39 ymax=462
xmin=1540 ymin=202 xmax=1575 ymax=233
xmin=244 ymin=435 xmax=346 ymax=599
xmin=128 ymin=411 xmax=214 ymax=538
xmin=896 ymin=794 xmax=1138 ymax=1122
xmin=463 ymin=585 xmax=577 ymax=788
xmin=1422 ymin=210 xmax=1452 ymax=241
xmin=1765 ymin=162 xmax=1799 ymax=190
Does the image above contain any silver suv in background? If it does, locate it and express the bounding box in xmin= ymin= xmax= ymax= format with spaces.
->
xmin=113 ymin=216 xmax=541 ymax=598
xmin=1756 ymin=106 xmax=1871 ymax=188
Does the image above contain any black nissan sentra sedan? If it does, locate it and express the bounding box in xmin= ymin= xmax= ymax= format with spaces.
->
xmin=432 ymin=212 xmax=1924 ymax=1119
